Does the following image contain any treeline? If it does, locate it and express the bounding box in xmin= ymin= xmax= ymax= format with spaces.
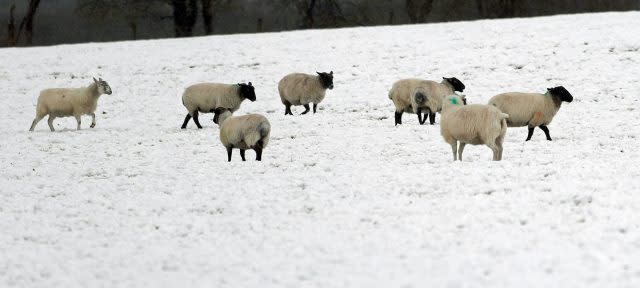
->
xmin=2 ymin=0 xmax=639 ymax=46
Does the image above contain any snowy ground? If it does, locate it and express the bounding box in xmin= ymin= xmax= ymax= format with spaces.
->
xmin=1 ymin=11 xmax=640 ymax=287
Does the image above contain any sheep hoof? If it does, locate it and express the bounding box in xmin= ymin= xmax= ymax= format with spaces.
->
xmin=90 ymin=124 xmax=95 ymax=128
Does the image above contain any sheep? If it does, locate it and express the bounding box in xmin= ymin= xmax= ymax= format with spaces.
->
xmin=212 ymin=107 xmax=271 ymax=162
xmin=29 ymin=77 xmax=112 ymax=132
xmin=388 ymin=77 xmax=465 ymax=126
xmin=278 ymin=71 xmax=333 ymax=115
xmin=181 ymin=82 xmax=256 ymax=129
xmin=488 ymin=86 xmax=573 ymax=141
xmin=440 ymin=94 xmax=509 ymax=161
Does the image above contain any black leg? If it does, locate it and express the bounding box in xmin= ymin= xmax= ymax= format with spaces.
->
xmin=193 ymin=111 xmax=203 ymax=129
xmin=181 ymin=114 xmax=191 ymax=129
xmin=526 ymin=126 xmax=535 ymax=141
xmin=226 ymin=147 xmax=232 ymax=162
xmin=301 ymin=104 xmax=310 ymax=115
xmin=240 ymin=149 xmax=246 ymax=161
xmin=395 ymin=111 xmax=403 ymax=126
xmin=539 ymin=125 xmax=552 ymax=141
xmin=417 ymin=108 xmax=425 ymax=125
xmin=255 ymin=147 xmax=263 ymax=161
xmin=429 ymin=111 xmax=436 ymax=125
xmin=313 ymin=103 xmax=318 ymax=114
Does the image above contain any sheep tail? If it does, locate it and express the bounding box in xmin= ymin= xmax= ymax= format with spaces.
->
xmin=413 ymin=92 xmax=426 ymax=104
xmin=500 ymin=113 xmax=509 ymax=119
xmin=258 ymin=122 xmax=270 ymax=138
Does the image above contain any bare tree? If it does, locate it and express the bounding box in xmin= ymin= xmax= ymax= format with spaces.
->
xmin=6 ymin=4 xmax=17 ymax=46
xmin=172 ymin=0 xmax=198 ymax=37
xmin=406 ymin=0 xmax=434 ymax=23
xmin=77 ymin=0 xmax=169 ymax=40
xmin=11 ymin=0 xmax=42 ymax=46
xmin=201 ymin=0 xmax=230 ymax=35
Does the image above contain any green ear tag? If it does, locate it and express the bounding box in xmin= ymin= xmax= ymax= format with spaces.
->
xmin=450 ymin=98 xmax=458 ymax=105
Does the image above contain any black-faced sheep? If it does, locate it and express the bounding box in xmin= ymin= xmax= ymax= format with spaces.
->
xmin=181 ymin=82 xmax=256 ymax=129
xmin=388 ymin=77 xmax=465 ymax=126
xmin=29 ymin=77 xmax=112 ymax=132
xmin=441 ymin=94 xmax=509 ymax=161
xmin=212 ymin=108 xmax=271 ymax=162
xmin=278 ymin=71 xmax=334 ymax=115
xmin=488 ymin=86 xmax=573 ymax=141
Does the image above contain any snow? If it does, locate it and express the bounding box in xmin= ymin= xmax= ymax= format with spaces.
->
xmin=2 ymin=11 xmax=640 ymax=287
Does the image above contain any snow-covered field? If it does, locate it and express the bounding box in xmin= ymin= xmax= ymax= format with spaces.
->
xmin=2 ymin=11 xmax=640 ymax=287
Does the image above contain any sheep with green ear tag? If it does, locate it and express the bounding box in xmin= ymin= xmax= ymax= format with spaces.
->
xmin=441 ymin=94 xmax=509 ymax=161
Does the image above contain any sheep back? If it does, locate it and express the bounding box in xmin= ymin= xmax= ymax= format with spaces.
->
xmin=220 ymin=114 xmax=271 ymax=150
xmin=489 ymin=92 xmax=559 ymax=127
xmin=278 ymin=73 xmax=325 ymax=105
xmin=182 ymin=83 xmax=243 ymax=114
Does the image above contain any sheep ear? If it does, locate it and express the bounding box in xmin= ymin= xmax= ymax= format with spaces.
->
xmin=93 ymin=77 xmax=98 ymax=83
xmin=248 ymin=82 xmax=252 ymax=86
xmin=329 ymin=71 xmax=333 ymax=75
xmin=316 ymin=72 xmax=321 ymax=75
xmin=99 ymin=77 xmax=103 ymax=81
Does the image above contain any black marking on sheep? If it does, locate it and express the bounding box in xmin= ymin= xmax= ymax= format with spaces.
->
xmin=317 ymin=71 xmax=334 ymax=90
xmin=238 ymin=82 xmax=256 ymax=102
xmin=547 ymin=86 xmax=573 ymax=103
xmin=443 ymin=77 xmax=466 ymax=92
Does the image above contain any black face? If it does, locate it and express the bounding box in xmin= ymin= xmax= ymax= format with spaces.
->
xmin=548 ymin=86 xmax=573 ymax=103
xmin=443 ymin=77 xmax=465 ymax=92
xmin=238 ymin=82 xmax=256 ymax=102
xmin=212 ymin=107 xmax=227 ymax=124
xmin=317 ymin=71 xmax=334 ymax=90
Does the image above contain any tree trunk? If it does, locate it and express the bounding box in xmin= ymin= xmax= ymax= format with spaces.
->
xmin=172 ymin=0 xmax=198 ymax=37
xmin=7 ymin=4 xmax=16 ymax=46
xmin=201 ymin=0 xmax=214 ymax=35
xmin=406 ymin=0 xmax=433 ymax=23
xmin=303 ymin=0 xmax=317 ymax=29
xmin=257 ymin=18 xmax=263 ymax=32
xmin=128 ymin=22 xmax=138 ymax=40
xmin=16 ymin=0 xmax=41 ymax=46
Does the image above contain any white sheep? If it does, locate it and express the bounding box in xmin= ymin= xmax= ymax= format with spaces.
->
xmin=440 ymin=94 xmax=509 ymax=161
xmin=212 ymin=108 xmax=271 ymax=162
xmin=388 ymin=77 xmax=465 ymax=126
xmin=29 ymin=77 xmax=112 ymax=132
xmin=181 ymin=82 xmax=256 ymax=129
xmin=488 ymin=86 xmax=574 ymax=141
xmin=278 ymin=71 xmax=333 ymax=115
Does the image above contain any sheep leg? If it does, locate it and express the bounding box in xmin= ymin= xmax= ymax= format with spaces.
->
xmin=429 ymin=111 xmax=436 ymax=125
xmin=226 ymin=147 xmax=232 ymax=162
xmin=487 ymin=143 xmax=501 ymax=161
xmin=526 ymin=126 xmax=535 ymax=141
xmin=181 ymin=114 xmax=192 ymax=129
xmin=283 ymin=100 xmax=293 ymax=115
xmin=29 ymin=114 xmax=46 ymax=132
xmin=47 ymin=116 xmax=56 ymax=132
xmin=458 ymin=142 xmax=466 ymax=161
xmin=450 ymin=141 xmax=458 ymax=161
xmin=254 ymin=142 xmax=263 ymax=161
xmin=539 ymin=125 xmax=552 ymax=141
xmin=313 ymin=103 xmax=318 ymax=114
xmin=394 ymin=111 xmax=402 ymax=126
xmin=192 ymin=111 xmax=203 ymax=129
xmin=240 ymin=149 xmax=246 ymax=161
xmin=301 ymin=104 xmax=310 ymax=115
xmin=75 ymin=115 xmax=82 ymax=130
xmin=417 ymin=108 xmax=425 ymax=125
xmin=90 ymin=113 xmax=96 ymax=128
